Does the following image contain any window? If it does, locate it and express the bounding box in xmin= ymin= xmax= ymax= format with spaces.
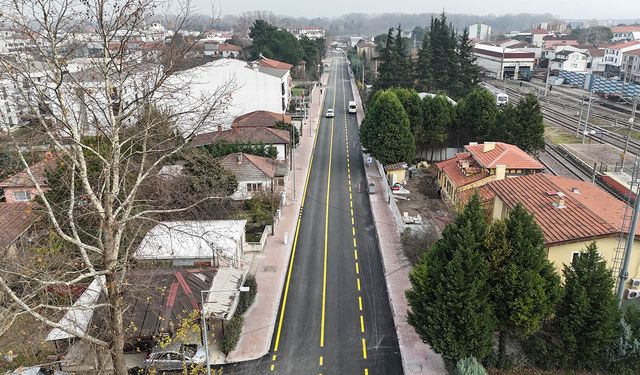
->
xmin=13 ymin=191 xmax=31 ymax=202
xmin=247 ymin=183 xmax=263 ymax=192
xmin=571 ymin=252 xmax=581 ymax=267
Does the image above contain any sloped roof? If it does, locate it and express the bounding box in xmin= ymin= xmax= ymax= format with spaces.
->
xmin=465 ymin=142 xmax=544 ymax=170
xmin=589 ymin=49 xmax=606 ymax=57
xmin=258 ymin=57 xmax=293 ymax=71
xmin=0 ymin=203 xmax=37 ymax=250
xmin=457 ymin=185 xmax=495 ymax=207
xmin=190 ymin=126 xmax=290 ymax=147
xmin=608 ymin=40 xmax=640 ymax=50
xmin=542 ymin=35 xmax=577 ymax=40
xmin=220 ymin=152 xmax=277 ymax=179
xmin=487 ymin=173 xmax=635 ymax=246
xmin=0 ymin=155 xmax=56 ymax=188
xmin=612 ymin=26 xmax=640 ymax=33
xmin=217 ymin=43 xmax=241 ymax=52
xmin=232 ymin=110 xmax=291 ymax=128
xmin=436 ymin=152 xmax=490 ymax=188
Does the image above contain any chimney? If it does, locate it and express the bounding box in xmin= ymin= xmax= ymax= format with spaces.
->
xmin=483 ymin=142 xmax=496 ymax=152
xmin=237 ymin=153 xmax=243 ymax=164
xmin=461 ymin=160 xmax=470 ymax=169
xmin=495 ymin=164 xmax=506 ymax=180
xmin=571 ymin=187 xmax=580 ymax=194
xmin=552 ymin=192 xmax=566 ymax=209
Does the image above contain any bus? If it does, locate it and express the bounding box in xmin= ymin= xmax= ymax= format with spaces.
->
xmin=348 ymin=101 xmax=357 ymax=113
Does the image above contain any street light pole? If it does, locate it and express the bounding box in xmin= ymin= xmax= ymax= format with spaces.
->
xmin=201 ymin=286 xmax=250 ymax=375
xmin=576 ymin=95 xmax=585 ymax=137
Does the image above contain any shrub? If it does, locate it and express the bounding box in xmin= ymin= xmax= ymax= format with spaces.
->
xmin=236 ymin=275 xmax=258 ymax=316
xmin=455 ymin=357 xmax=487 ymax=375
xmin=220 ymin=315 xmax=244 ymax=354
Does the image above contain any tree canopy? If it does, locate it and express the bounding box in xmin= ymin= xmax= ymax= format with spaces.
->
xmin=360 ymin=90 xmax=416 ymax=164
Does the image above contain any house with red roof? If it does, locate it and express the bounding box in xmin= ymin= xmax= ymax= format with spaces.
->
xmin=612 ymin=26 xmax=640 ymax=43
xmin=436 ymin=142 xmax=544 ymax=209
xmin=203 ymin=42 xmax=242 ymax=58
xmin=232 ymin=110 xmax=291 ymax=128
xmin=218 ymin=153 xmax=287 ymax=200
xmin=603 ymin=41 xmax=640 ymax=75
xmin=190 ymin=125 xmax=291 ymax=161
xmin=0 ymin=154 xmax=56 ymax=203
xmin=487 ymin=173 xmax=640 ymax=295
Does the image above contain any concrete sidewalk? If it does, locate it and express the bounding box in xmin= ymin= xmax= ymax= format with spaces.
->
xmin=225 ymin=72 xmax=329 ymax=363
xmin=349 ymin=77 xmax=447 ymax=374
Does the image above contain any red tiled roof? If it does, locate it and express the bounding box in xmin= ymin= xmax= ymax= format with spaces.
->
xmin=232 ymin=110 xmax=291 ymax=128
xmin=384 ymin=162 xmax=407 ymax=172
xmin=487 ymin=173 xmax=634 ymax=246
xmin=190 ymin=127 xmax=290 ymax=147
xmin=625 ymin=49 xmax=640 ymax=56
xmin=219 ymin=152 xmax=276 ymax=178
xmin=464 ymin=142 xmax=544 ymax=170
xmin=608 ymin=41 xmax=640 ymax=50
xmin=589 ymin=49 xmax=606 ymax=57
xmin=457 ymin=185 xmax=495 ymax=207
xmin=532 ymin=28 xmax=549 ymax=35
xmin=0 ymin=202 xmax=37 ymax=250
xmin=612 ymin=26 xmax=640 ymax=33
xmin=258 ymin=57 xmax=293 ymax=71
xmin=436 ymin=153 xmax=490 ymax=188
xmin=0 ymin=155 xmax=56 ymax=188
xmin=217 ymin=43 xmax=242 ymax=52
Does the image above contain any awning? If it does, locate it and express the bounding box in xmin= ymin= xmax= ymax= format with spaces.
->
xmin=202 ymin=268 xmax=246 ymax=320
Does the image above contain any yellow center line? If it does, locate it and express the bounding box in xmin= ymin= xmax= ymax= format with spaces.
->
xmin=351 ymin=217 xmax=354 ymax=225
xmin=359 ymin=296 xmax=363 ymax=311
xmin=357 ymin=278 xmax=361 ymax=291
xmin=365 ymin=369 xmax=369 ymax=375
xmin=353 ymin=238 xmax=357 ymax=247
xmin=272 ymin=355 xmax=276 ymax=361
xmin=360 ymin=315 xmax=365 ymax=333
xmin=319 ymin=356 xmax=323 ymax=366
xmin=320 ymin=55 xmax=339 ymax=349
xmin=354 ymin=250 xmax=358 ymax=260
xmin=352 ymin=227 xmax=356 ymax=236
xmin=362 ymin=338 xmax=368 ymax=359
xmin=270 ymin=364 xmax=275 ymax=371
xmin=355 ymin=262 xmax=359 ymax=274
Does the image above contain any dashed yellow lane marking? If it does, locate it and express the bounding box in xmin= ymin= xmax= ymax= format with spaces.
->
xmin=360 ymin=315 xmax=365 ymax=333
xmin=354 ymin=250 xmax=358 ymax=260
xmin=362 ymin=338 xmax=368 ymax=359
xmin=270 ymin=364 xmax=275 ymax=371
xmin=359 ymin=296 xmax=363 ymax=311
xmin=365 ymin=369 xmax=369 ymax=375
xmin=272 ymin=355 xmax=276 ymax=361
xmin=357 ymin=278 xmax=361 ymax=291
xmin=319 ymin=356 xmax=323 ymax=366
xmin=352 ymin=227 xmax=356 ymax=236
xmin=351 ymin=217 xmax=354 ymax=225
xmin=356 ymin=262 xmax=359 ymax=274
xmin=353 ymin=238 xmax=357 ymax=247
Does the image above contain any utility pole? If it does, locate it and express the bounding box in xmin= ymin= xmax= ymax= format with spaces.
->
xmin=544 ymin=56 xmax=551 ymax=98
xmin=582 ymin=90 xmax=594 ymax=144
xmin=576 ymin=95 xmax=585 ymax=137
xmin=621 ymin=96 xmax=638 ymax=171
xmin=616 ymin=163 xmax=640 ymax=303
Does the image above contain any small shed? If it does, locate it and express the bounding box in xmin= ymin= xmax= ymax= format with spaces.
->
xmin=134 ymin=220 xmax=247 ymax=268
xmin=384 ymin=162 xmax=408 ymax=185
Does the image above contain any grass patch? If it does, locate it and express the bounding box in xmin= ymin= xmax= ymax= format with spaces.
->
xmin=545 ymin=126 xmax=581 ymax=144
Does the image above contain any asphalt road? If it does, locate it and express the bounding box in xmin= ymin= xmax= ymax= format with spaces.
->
xmin=218 ymin=55 xmax=402 ymax=375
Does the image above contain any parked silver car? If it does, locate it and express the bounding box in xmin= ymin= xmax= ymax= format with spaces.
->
xmin=144 ymin=343 xmax=206 ymax=371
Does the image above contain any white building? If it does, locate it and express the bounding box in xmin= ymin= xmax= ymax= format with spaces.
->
xmin=473 ymin=44 xmax=535 ymax=80
xmin=468 ymin=23 xmax=492 ymax=41
xmin=531 ymin=29 xmax=552 ymax=47
xmin=134 ymin=220 xmax=248 ymax=267
xmin=603 ymin=41 xmax=640 ymax=76
xmin=611 ymin=26 xmax=640 ymax=43
xmin=203 ymin=42 xmax=242 ymax=58
xmin=622 ymin=50 xmax=640 ymax=83
xmin=550 ymin=50 xmax=589 ymax=72
xmin=288 ymin=27 xmax=326 ymax=40
xmin=159 ymin=58 xmax=291 ymax=132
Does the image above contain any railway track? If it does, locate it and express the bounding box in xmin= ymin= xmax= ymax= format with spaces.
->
xmin=540 ymin=142 xmax=593 ymax=181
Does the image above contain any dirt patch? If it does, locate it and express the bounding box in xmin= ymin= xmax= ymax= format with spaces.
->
xmin=395 ymin=167 xmax=454 ymax=228
xmin=0 ymin=315 xmax=57 ymax=370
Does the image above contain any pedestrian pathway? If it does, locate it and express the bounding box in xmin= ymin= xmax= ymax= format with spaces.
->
xmin=350 ymin=75 xmax=447 ymax=374
xmin=224 ymin=72 xmax=329 ymax=363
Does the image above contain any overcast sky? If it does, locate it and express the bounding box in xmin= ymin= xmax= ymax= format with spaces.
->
xmin=206 ymin=0 xmax=638 ymax=21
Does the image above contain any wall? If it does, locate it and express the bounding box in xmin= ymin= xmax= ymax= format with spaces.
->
xmin=559 ymin=70 xmax=640 ymax=98
xmin=245 ymin=225 xmax=270 ymax=253
xmin=374 ymin=158 xmax=405 ymax=232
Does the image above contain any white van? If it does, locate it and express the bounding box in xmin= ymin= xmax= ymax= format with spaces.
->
xmin=348 ymin=101 xmax=357 ymax=114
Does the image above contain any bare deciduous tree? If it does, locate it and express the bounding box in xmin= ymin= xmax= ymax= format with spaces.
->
xmin=0 ymin=0 xmax=236 ymax=373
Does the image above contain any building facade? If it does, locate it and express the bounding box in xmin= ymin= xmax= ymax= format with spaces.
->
xmin=473 ymin=44 xmax=535 ymax=79
xmin=468 ymin=23 xmax=492 ymax=41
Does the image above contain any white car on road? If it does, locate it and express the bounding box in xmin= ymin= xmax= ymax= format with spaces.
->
xmin=325 ymin=108 xmax=334 ymax=118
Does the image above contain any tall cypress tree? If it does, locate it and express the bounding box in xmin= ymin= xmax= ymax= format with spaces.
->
xmin=375 ymin=28 xmax=397 ymax=90
xmin=555 ymin=243 xmax=620 ymax=370
xmin=455 ymin=28 xmax=481 ymax=98
xmin=415 ymin=18 xmax=433 ymax=92
xmin=514 ymin=94 xmax=545 ymax=154
xmin=394 ymin=25 xmax=414 ymax=88
xmin=360 ymin=90 xmax=416 ymax=164
xmin=485 ymin=206 xmax=561 ymax=367
xmin=407 ymin=194 xmax=495 ymax=362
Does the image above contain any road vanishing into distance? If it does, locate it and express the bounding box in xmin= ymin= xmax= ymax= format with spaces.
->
xmin=218 ymin=55 xmax=403 ymax=374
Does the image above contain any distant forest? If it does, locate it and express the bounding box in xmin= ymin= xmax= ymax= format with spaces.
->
xmin=214 ymin=12 xmax=558 ymax=36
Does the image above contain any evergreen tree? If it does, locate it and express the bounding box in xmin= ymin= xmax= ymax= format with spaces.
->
xmin=455 ymin=28 xmax=481 ymax=98
xmin=514 ymin=94 xmax=545 ymax=153
xmin=248 ymin=20 xmax=304 ymax=65
xmin=415 ymin=21 xmax=432 ymax=92
xmin=375 ymin=28 xmax=397 ymax=90
xmin=554 ymin=243 xmax=620 ymax=370
xmin=422 ymin=94 xmax=455 ymax=159
xmin=456 ymin=89 xmax=498 ymax=143
xmin=485 ymin=206 xmax=561 ymax=367
xmin=360 ymin=90 xmax=416 ymax=164
xmin=455 ymin=357 xmax=488 ymax=375
xmin=494 ymin=103 xmax=517 ymax=143
xmin=391 ymin=88 xmax=424 ymax=137
xmin=407 ymin=194 xmax=494 ymax=362
xmin=394 ymin=25 xmax=414 ymax=88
